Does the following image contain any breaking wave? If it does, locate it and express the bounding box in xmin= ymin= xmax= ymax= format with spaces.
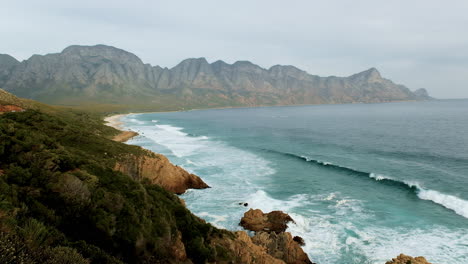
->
xmin=263 ymin=149 xmax=468 ymax=219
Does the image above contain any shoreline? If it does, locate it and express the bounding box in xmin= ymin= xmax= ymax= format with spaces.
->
xmin=104 ymin=113 xmax=139 ymax=142
xmin=104 ymin=112 xmax=316 ymax=263
xmin=102 ymin=107 xmax=442 ymax=264
xmin=103 ymin=99 xmax=435 ymax=121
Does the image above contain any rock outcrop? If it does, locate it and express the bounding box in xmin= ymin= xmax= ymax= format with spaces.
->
xmin=239 ymin=209 xmax=313 ymax=264
xmin=240 ymin=209 xmax=295 ymax=233
xmin=0 ymin=104 xmax=24 ymax=113
xmin=0 ymin=88 xmax=47 ymax=112
xmin=252 ymin=232 xmax=313 ymax=264
xmin=212 ymin=231 xmax=285 ymax=264
xmin=385 ymin=254 xmax=433 ymax=264
xmin=114 ymin=150 xmax=209 ymax=194
xmin=1 ymin=45 xmax=430 ymax=108
xmin=112 ymin=131 xmax=139 ymax=142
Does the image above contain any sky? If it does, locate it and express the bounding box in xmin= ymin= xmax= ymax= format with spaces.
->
xmin=1 ymin=0 xmax=467 ymax=98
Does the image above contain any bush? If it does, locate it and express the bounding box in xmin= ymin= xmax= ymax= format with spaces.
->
xmin=44 ymin=246 xmax=90 ymax=264
xmin=0 ymin=232 xmax=35 ymax=264
xmin=0 ymin=110 xmax=226 ymax=263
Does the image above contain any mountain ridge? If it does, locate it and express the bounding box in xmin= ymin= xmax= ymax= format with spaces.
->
xmin=0 ymin=44 xmax=431 ymax=110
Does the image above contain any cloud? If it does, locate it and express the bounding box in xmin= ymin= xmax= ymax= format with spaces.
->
xmin=1 ymin=0 xmax=467 ymax=98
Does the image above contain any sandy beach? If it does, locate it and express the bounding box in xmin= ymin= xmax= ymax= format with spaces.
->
xmin=104 ymin=114 xmax=139 ymax=142
xmin=104 ymin=113 xmax=130 ymax=130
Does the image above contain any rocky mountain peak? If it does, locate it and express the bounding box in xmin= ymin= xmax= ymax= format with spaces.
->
xmin=0 ymin=45 xmax=430 ymax=105
xmin=268 ymin=65 xmax=307 ymax=78
xmin=362 ymin=67 xmax=381 ymax=78
xmin=349 ymin=67 xmax=383 ymax=83
xmin=0 ymin=54 xmax=20 ymax=68
xmin=211 ymin=59 xmax=228 ymax=68
xmin=231 ymin=61 xmax=264 ymax=74
xmin=61 ymin=44 xmax=144 ymax=65
xmin=174 ymin=57 xmax=209 ymax=68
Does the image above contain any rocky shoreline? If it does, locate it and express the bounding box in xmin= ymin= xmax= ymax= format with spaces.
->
xmin=105 ymin=114 xmax=210 ymax=194
xmin=104 ymin=113 xmax=435 ymax=264
xmin=104 ymin=114 xmax=313 ymax=263
xmin=104 ymin=114 xmax=139 ymax=142
xmin=240 ymin=209 xmax=313 ymax=264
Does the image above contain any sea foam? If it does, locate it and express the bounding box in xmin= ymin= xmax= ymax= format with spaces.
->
xmin=123 ymin=115 xmax=468 ymax=264
xmin=369 ymin=173 xmax=468 ymax=219
xmin=285 ymin=149 xmax=468 ymax=220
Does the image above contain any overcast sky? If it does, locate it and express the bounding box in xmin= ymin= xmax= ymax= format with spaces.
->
xmin=1 ymin=0 xmax=467 ymax=98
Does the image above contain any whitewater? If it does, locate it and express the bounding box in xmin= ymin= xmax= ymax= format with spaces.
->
xmin=122 ymin=100 xmax=468 ymax=264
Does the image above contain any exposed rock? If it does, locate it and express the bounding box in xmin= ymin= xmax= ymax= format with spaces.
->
xmin=240 ymin=209 xmax=295 ymax=233
xmin=114 ymin=150 xmax=209 ymax=194
xmin=178 ymin=198 xmax=186 ymax=207
xmin=169 ymin=231 xmax=190 ymax=263
xmin=293 ymin=236 xmax=305 ymax=246
xmin=211 ymin=231 xmax=285 ymax=264
xmin=0 ymin=104 xmax=24 ymax=113
xmin=0 ymin=88 xmax=46 ymax=112
xmin=0 ymin=54 xmax=20 ymax=86
xmin=0 ymin=54 xmax=19 ymax=68
xmin=251 ymin=231 xmax=313 ymax=264
xmin=1 ymin=45 xmax=430 ymax=107
xmin=385 ymin=254 xmax=433 ymax=264
xmin=112 ymin=131 xmax=138 ymax=142
xmin=238 ymin=209 xmax=314 ymax=263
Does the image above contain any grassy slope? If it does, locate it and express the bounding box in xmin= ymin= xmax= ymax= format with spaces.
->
xmin=0 ymin=92 xmax=233 ymax=263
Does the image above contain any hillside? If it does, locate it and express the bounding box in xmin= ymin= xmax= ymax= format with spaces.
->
xmin=0 ymin=45 xmax=430 ymax=111
xmin=0 ymin=89 xmax=435 ymax=263
xmin=0 ymin=89 xmax=315 ymax=263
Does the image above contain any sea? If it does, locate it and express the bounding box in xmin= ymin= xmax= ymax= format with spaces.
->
xmin=121 ymin=100 xmax=468 ymax=264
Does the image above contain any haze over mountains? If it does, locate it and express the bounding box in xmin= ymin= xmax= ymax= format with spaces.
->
xmin=0 ymin=45 xmax=431 ymax=109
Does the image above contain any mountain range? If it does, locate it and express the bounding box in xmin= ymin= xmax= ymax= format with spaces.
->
xmin=0 ymin=45 xmax=431 ymax=110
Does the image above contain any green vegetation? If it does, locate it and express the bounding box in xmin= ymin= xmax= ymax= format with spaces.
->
xmin=0 ymin=108 xmax=231 ymax=263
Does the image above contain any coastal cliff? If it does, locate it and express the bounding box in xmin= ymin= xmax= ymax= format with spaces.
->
xmin=0 ymin=88 xmax=434 ymax=263
xmin=0 ymin=88 xmax=317 ymax=263
xmin=105 ymin=114 xmax=209 ymax=194
xmin=114 ymin=150 xmax=209 ymax=194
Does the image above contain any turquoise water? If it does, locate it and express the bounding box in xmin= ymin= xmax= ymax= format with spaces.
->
xmin=123 ymin=100 xmax=468 ymax=264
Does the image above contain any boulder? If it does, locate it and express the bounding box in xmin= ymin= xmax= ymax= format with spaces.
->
xmin=293 ymin=236 xmax=305 ymax=246
xmin=385 ymin=254 xmax=432 ymax=264
xmin=240 ymin=209 xmax=294 ymax=233
xmin=252 ymin=231 xmax=314 ymax=264
xmin=211 ymin=231 xmax=285 ymax=264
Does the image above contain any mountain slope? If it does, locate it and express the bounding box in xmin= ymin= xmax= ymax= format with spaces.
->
xmin=1 ymin=45 xmax=429 ymax=110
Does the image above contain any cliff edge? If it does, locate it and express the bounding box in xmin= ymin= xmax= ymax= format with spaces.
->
xmin=114 ymin=150 xmax=209 ymax=194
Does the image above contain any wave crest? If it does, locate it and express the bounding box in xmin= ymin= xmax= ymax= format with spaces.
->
xmin=264 ymin=149 xmax=468 ymax=219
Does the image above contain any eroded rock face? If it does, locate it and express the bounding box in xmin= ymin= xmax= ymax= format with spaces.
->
xmin=385 ymin=254 xmax=433 ymax=264
xmin=211 ymin=231 xmax=285 ymax=264
xmin=252 ymin=232 xmax=314 ymax=264
xmin=239 ymin=209 xmax=313 ymax=264
xmin=112 ymin=131 xmax=138 ymax=142
xmin=169 ymin=231 xmax=190 ymax=263
xmin=114 ymin=150 xmax=209 ymax=194
xmin=240 ymin=209 xmax=295 ymax=233
xmin=0 ymin=104 xmax=24 ymax=113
